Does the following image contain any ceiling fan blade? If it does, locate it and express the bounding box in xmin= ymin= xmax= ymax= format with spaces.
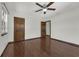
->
xmin=46 ymin=2 xmax=54 ymax=7
xmin=35 ymin=9 xmax=43 ymax=12
xmin=47 ymin=8 xmax=56 ymax=11
xmin=44 ymin=11 xmax=46 ymax=14
xmin=36 ymin=3 xmax=44 ymax=8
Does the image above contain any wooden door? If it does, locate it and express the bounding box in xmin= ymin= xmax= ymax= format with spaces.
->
xmin=14 ymin=17 xmax=25 ymax=42
xmin=41 ymin=22 xmax=46 ymax=38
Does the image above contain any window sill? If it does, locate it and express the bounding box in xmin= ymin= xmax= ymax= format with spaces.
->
xmin=1 ymin=33 xmax=8 ymax=36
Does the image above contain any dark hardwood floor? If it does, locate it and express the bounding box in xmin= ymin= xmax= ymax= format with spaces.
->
xmin=1 ymin=36 xmax=79 ymax=57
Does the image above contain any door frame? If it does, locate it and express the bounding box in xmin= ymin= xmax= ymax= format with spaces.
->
xmin=14 ymin=17 xmax=25 ymax=42
xmin=41 ymin=20 xmax=51 ymax=38
xmin=46 ymin=20 xmax=51 ymax=38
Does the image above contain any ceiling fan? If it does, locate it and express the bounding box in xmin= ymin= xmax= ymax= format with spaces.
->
xmin=35 ymin=2 xmax=56 ymax=14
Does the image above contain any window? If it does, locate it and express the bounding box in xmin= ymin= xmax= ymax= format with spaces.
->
xmin=1 ymin=3 xmax=8 ymax=36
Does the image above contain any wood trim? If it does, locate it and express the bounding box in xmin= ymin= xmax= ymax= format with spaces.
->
xmin=51 ymin=38 xmax=79 ymax=47
xmin=1 ymin=37 xmax=79 ymax=56
xmin=14 ymin=17 xmax=25 ymax=19
xmin=1 ymin=37 xmax=41 ymax=56
xmin=2 ymin=37 xmax=79 ymax=56
xmin=9 ymin=37 xmax=41 ymax=44
xmin=1 ymin=43 xmax=10 ymax=56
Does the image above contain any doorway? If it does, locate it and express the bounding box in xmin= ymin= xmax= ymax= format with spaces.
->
xmin=41 ymin=22 xmax=46 ymax=38
xmin=41 ymin=21 xmax=51 ymax=38
xmin=14 ymin=17 xmax=25 ymax=42
xmin=41 ymin=21 xmax=51 ymax=53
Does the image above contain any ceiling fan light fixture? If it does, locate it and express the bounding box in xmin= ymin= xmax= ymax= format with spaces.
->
xmin=43 ymin=9 xmax=47 ymax=11
xmin=35 ymin=2 xmax=56 ymax=14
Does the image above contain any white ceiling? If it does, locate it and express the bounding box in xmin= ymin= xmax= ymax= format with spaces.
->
xmin=5 ymin=2 xmax=79 ymax=19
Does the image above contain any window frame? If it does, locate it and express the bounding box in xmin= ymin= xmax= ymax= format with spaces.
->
xmin=1 ymin=3 xmax=8 ymax=36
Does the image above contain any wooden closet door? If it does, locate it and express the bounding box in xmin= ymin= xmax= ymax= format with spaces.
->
xmin=14 ymin=17 xmax=25 ymax=42
xmin=41 ymin=22 xmax=46 ymax=38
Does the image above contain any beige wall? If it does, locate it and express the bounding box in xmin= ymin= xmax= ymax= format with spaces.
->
xmin=0 ymin=3 xmax=12 ymax=55
xmin=51 ymin=3 xmax=79 ymax=45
